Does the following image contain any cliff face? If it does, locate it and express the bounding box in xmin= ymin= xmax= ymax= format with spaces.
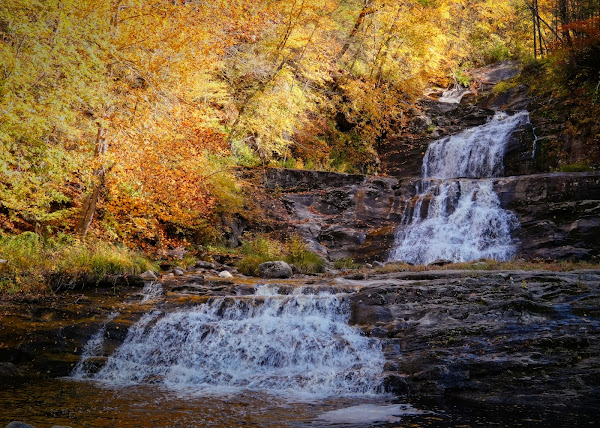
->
xmin=495 ymin=172 xmax=600 ymax=260
xmin=262 ymin=168 xmax=600 ymax=262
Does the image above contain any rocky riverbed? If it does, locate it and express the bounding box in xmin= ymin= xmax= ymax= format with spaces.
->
xmin=1 ymin=268 xmax=598 ymax=417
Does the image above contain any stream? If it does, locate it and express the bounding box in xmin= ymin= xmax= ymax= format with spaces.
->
xmin=1 ymin=276 xmax=598 ymax=427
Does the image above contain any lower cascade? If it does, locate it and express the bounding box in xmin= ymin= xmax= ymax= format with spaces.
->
xmin=390 ymin=111 xmax=528 ymax=265
xmin=72 ymin=285 xmax=385 ymax=398
xmin=389 ymin=179 xmax=519 ymax=265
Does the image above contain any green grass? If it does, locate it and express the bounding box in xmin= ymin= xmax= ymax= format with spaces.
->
xmin=332 ymin=257 xmax=360 ymax=270
xmin=236 ymin=233 xmax=325 ymax=275
xmin=373 ymin=258 xmax=600 ymax=274
xmin=557 ymin=163 xmax=593 ymax=172
xmin=0 ymin=232 xmax=157 ymax=294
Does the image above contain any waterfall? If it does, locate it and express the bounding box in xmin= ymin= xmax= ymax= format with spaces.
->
xmin=389 ymin=111 xmax=528 ymax=265
xmin=71 ymin=312 xmax=119 ymax=378
xmin=422 ymin=111 xmax=529 ymax=179
xmin=72 ymin=285 xmax=384 ymax=398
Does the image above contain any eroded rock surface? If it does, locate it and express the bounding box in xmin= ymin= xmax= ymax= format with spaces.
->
xmin=1 ymin=269 xmax=598 ymax=414
xmin=262 ymin=167 xmax=600 ymax=262
xmin=344 ymin=269 xmax=600 ymax=409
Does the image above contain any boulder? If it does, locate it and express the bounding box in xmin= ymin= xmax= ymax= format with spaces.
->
xmin=173 ymin=267 xmax=185 ymax=276
xmin=140 ymin=270 xmax=157 ymax=281
xmin=218 ymin=270 xmax=233 ymax=279
xmin=258 ymin=261 xmax=293 ymax=278
xmin=195 ymin=261 xmax=216 ymax=270
xmin=429 ymin=259 xmax=453 ymax=266
xmin=6 ymin=422 xmax=36 ymax=428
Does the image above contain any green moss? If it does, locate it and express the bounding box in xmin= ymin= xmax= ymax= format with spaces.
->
xmin=557 ymin=163 xmax=593 ymax=172
xmin=492 ymin=79 xmax=519 ymax=95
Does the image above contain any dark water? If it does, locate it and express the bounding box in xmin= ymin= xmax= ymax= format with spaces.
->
xmin=0 ymin=379 xmax=596 ymax=427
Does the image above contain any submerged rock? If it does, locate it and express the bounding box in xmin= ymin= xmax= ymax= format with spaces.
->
xmin=0 ymin=362 xmax=23 ymax=379
xmin=258 ymin=261 xmax=293 ymax=278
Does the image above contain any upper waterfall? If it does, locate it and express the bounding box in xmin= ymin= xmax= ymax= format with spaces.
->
xmin=423 ymin=111 xmax=529 ymax=179
xmin=389 ymin=111 xmax=529 ymax=265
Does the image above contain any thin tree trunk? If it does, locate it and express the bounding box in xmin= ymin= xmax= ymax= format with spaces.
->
xmin=533 ymin=5 xmax=538 ymax=58
xmin=336 ymin=0 xmax=377 ymax=62
xmin=76 ymin=125 xmax=107 ymax=237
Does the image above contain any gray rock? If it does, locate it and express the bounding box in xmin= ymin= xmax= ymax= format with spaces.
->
xmin=218 ymin=270 xmax=233 ymax=279
xmin=365 ymin=263 xmax=373 ymax=269
xmin=195 ymin=261 xmax=216 ymax=270
xmin=161 ymin=272 xmax=175 ymax=279
xmin=349 ymin=269 xmax=600 ymax=409
xmin=0 ymin=362 xmax=23 ymax=378
xmin=6 ymin=422 xmax=36 ymax=428
xmin=429 ymin=259 xmax=453 ymax=266
xmin=471 ymin=60 xmax=520 ymax=86
xmin=173 ymin=268 xmax=185 ymax=276
xmin=140 ymin=270 xmax=157 ymax=280
xmin=258 ymin=261 xmax=293 ymax=278
xmin=373 ymin=261 xmax=385 ymax=267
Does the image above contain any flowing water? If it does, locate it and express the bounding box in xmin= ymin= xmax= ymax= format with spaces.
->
xmin=389 ymin=111 xmax=529 ymax=265
xmin=72 ymin=284 xmax=384 ymax=398
xmin=2 ymin=276 xmax=596 ymax=427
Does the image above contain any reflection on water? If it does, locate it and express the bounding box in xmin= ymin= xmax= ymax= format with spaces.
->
xmin=0 ymin=379 xmax=596 ymax=427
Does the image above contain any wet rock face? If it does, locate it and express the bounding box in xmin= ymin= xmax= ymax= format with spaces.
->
xmin=494 ymin=172 xmax=600 ymax=260
xmin=265 ymin=171 xmax=405 ymax=262
xmin=346 ymin=270 xmax=600 ymax=409
xmin=264 ymin=167 xmax=600 ymax=262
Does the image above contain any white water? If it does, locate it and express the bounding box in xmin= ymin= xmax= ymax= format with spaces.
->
xmin=390 ymin=111 xmax=528 ymax=265
xmin=389 ymin=180 xmax=519 ymax=265
xmin=140 ymin=281 xmax=163 ymax=302
xmin=316 ymin=403 xmax=426 ymax=425
xmin=74 ymin=285 xmax=384 ymax=399
xmin=71 ymin=312 xmax=119 ymax=378
xmin=423 ymin=111 xmax=529 ymax=179
xmin=437 ymin=86 xmax=472 ymax=104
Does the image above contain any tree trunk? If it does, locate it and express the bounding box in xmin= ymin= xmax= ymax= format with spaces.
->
xmin=336 ymin=0 xmax=377 ymax=62
xmin=76 ymin=125 xmax=107 ymax=237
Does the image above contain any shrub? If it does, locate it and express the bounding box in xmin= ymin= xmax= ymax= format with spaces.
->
xmin=237 ymin=234 xmax=284 ymax=276
xmin=237 ymin=233 xmax=325 ymax=275
xmin=333 ymin=257 xmax=359 ymax=270
xmin=284 ymin=234 xmax=325 ymax=274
